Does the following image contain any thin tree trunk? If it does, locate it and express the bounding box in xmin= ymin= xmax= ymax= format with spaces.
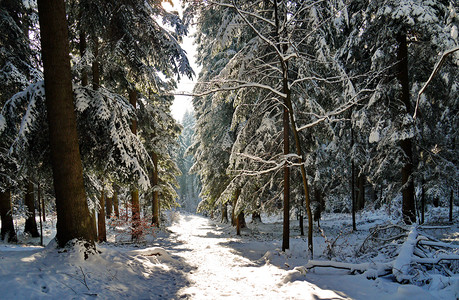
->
xmin=314 ymin=189 xmax=322 ymax=228
xmin=24 ymin=180 xmax=39 ymax=237
xmin=79 ymin=31 xmax=88 ymax=86
xmin=37 ymin=0 xmax=96 ymax=247
xmin=232 ymin=189 xmax=240 ymax=229
xmin=252 ymin=211 xmax=261 ymax=223
xmin=397 ymin=32 xmax=416 ymax=225
xmin=357 ymin=175 xmax=365 ymax=210
xmin=106 ymin=196 xmax=112 ymax=219
xmin=351 ymin=119 xmax=356 ymax=231
xmin=299 ymin=212 xmax=304 ymax=236
xmin=236 ymin=211 xmax=246 ymax=236
xmin=41 ymin=189 xmax=46 ymax=222
xmin=92 ymin=38 xmax=99 ymax=90
xmin=221 ymin=203 xmax=228 ymax=223
xmin=152 ymin=152 xmax=160 ymax=226
xmin=273 ymin=1 xmax=312 ymax=256
xmin=113 ymin=189 xmax=119 ymax=218
xmin=38 ymin=183 xmax=43 ymax=246
xmin=421 ymin=180 xmax=425 ymax=224
xmin=0 ymin=190 xmax=17 ymax=242
xmin=129 ymin=89 xmax=141 ymax=239
xmin=450 ymin=189 xmax=453 ymax=223
xmin=282 ymin=79 xmax=290 ymax=252
xmin=97 ymin=189 xmax=106 ymax=242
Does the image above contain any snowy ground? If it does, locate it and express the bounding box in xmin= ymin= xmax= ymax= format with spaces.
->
xmin=0 ymin=209 xmax=457 ymax=299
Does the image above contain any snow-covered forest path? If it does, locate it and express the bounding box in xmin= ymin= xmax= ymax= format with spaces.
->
xmin=168 ymin=213 xmax=348 ymax=299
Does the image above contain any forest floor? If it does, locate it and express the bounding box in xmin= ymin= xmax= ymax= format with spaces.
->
xmin=0 ymin=208 xmax=457 ymax=299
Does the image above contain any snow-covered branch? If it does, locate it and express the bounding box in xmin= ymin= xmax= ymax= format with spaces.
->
xmin=414 ymin=46 xmax=459 ymax=119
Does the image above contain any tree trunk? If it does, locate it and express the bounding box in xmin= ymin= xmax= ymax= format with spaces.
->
xmin=79 ymin=31 xmax=88 ymax=86
xmin=221 ymin=203 xmax=228 ymax=223
xmin=232 ymin=189 xmax=240 ymax=228
xmin=282 ymin=83 xmax=290 ymax=252
xmin=273 ymin=0 xmax=312 ymax=256
xmin=38 ymin=0 xmax=96 ymax=247
xmin=236 ymin=211 xmax=246 ymax=236
xmin=129 ymin=89 xmax=141 ymax=239
xmin=357 ymin=174 xmax=365 ymax=210
xmin=113 ymin=190 xmax=119 ymax=218
xmin=397 ymin=32 xmax=416 ymax=225
xmin=38 ymin=183 xmax=43 ymax=246
xmin=314 ymin=189 xmax=322 ymax=228
xmin=351 ymin=119 xmax=356 ymax=231
xmin=92 ymin=38 xmax=99 ymax=90
xmin=152 ymin=152 xmax=160 ymax=226
xmin=0 ymin=190 xmax=17 ymax=242
xmin=24 ymin=180 xmax=39 ymax=237
xmin=106 ymin=196 xmax=112 ymax=219
xmin=450 ymin=189 xmax=453 ymax=223
xmin=97 ymin=189 xmax=106 ymax=242
xmin=252 ymin=211 xmax=261 ymax=223
xmin=421 ymin=180 xmax=425 ymax=224
xmin=41 ymin=189 xmax=46 ymax=222
xmin=299 ymin=213 xmax=304 ymax=236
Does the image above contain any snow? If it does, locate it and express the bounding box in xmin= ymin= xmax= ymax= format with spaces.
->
xmin=369 ymin=130 xmax=380 ymax=143
xmin=0 ymin=210 xmax=457 ymax=299
xmin=452 ymin=25 xmax=458 ymax=40
xmin=0 ymin=113 xmax=5 ymax=133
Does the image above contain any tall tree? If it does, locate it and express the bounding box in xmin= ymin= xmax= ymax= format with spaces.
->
xmin=37 ymin=0 xmax=96 ymax=247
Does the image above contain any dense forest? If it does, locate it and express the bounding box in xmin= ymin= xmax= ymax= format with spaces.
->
xmin=0 ymin=0 xmax=458 ymax=299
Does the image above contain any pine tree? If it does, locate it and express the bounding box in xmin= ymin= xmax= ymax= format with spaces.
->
xmin=37 ymin=0 xmax=96 ymax=247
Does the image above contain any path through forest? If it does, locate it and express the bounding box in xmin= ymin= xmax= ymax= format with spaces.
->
xmin=168 ymin=213 xmax=350 ymax=299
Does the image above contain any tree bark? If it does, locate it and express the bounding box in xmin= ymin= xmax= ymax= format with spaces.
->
xmin=0 ymin=190 xmax=17 ymax=242
xmin=24 ymin=180 xmax=39 ymax=237
xmin=449 ymin=189 xmax=453 ymax=223
xmin=152 ymin=152 xmax=160 ymax=226
xmin=97 ymin=189 xmax=106 ymax=242
xmin=37 ymin=0 xmax=96 ymax=247
xmin=397 ymin=32 xmax=416 ymax=225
